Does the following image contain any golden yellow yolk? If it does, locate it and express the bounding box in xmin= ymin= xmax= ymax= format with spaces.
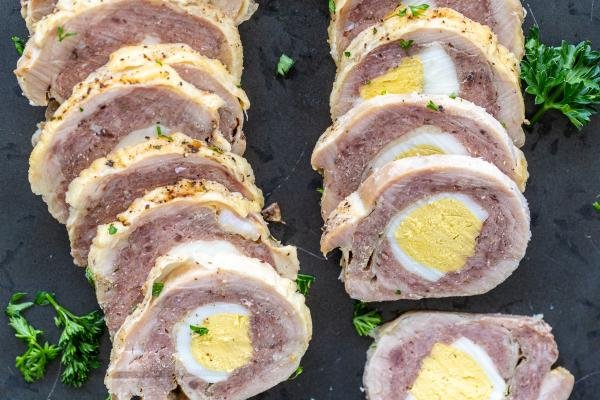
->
xmin=395 ymin=144 xmax=445 ymax=159
xmin=360 ymin=57 xmax=424 ymax=99
xmin=191 ymin=313 xmax=252 ymax=372
xmin=395 ymin=198 xmax=483 ymax=272
xmin=410 ymin=343 xmax=494 ymax=400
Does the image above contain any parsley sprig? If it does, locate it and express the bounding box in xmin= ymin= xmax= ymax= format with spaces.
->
xmin=521 ymin=26 xmax=600 ymax=129
xmin=398 ymin=4 xmax=429 ymax=18
xmin=34 ymin=292 xmax=104 ymax=387
xmin=276 ymin=54 xmax=295 ymax=77
xmin=57 ymin=26 xmax=77 ymax=42
xmin=6 ymin=293 xmax=60 ymax=383
xmin=11 ymin=36 xmax=25 ymax=55
xmin=352 ymin=301 xmax=383 ymax=336
xmin=295 ymin=274 xmax=315 ymax=296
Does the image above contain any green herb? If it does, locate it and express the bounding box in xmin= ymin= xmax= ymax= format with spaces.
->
xmin=399 ymin=39 xmax=414 ymax=49
xmin=426 ymin=100 xmax=440 ymax=111
xmin=593 ymin=201 xmax=600 ymax=214
xmin=108 ymin=224 xmax=117 ymax=235
xmin=328 ymin=0 xmax=335 ymax=13
xmin=289 ymin=365 xmax=303 ymax=380
xmin=372 ymin=27 xmax=377 ymax=35
xmin=395 ymin=289 xmax=402 ymax=295
xmin=190 ymin=325 xmax=209 ymax=336
xmin=155 ymin=59 xmax=163 ymax=66
xmin=6 ymin=293 xmax=60 ymax=383
xmin=156 ymin=125 xmax=173 ymax=142
xmin=449 ymin=92 xmax=457 ymax=99
xmin=398 ymin=4 xmax=429 ymax=18
xmin=352 ymin=301 xmax=383 ymax=336
xmin=208 ymin=145 xmax=224 ymax=154
xmin=344 ymin=51 xmax=351 ymax=57
xmin=84 ymin=267 xmax=95 ymax=287
xmin=276 ymin=54 xmax=295 ymax=77
xmin=57 ymin=26 xmax=76 ymax=42
xmin=34 ymin=291 xmax=104 ymax=387
xmin=152 ymin=282 xmax=164 ymax=297
xmin=11 ymin=36 xmax=25 ymax=55
xmin=295 ymin=274 xmax=316 ymax=296
xmin=316 ymin=187 xmax=324 ymax=195
xmin=521 ymin=26 xmax=600 ymax=129
xmin=380 ymin=90 xmax=388 ymax=95
xmin=79 ymin=107 xmax=84 ymax=112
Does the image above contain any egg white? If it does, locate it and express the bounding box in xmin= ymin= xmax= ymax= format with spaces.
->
xmin=366 ymin=126 xmax=469 ymax=172
xmin=419 ymin=42 xmax=460 ymax=96
xmin=165 ymin=240 xmax=242 ymax=259
xmin=174 ymin=303 xmax=250 ymax=383
xmin=405 ymin=337 xmax=507 ymax=400
xmin=385 ymin=192 xmax=488 ymax=282
xmin=218 ymin=209 xmax=260 ymax=240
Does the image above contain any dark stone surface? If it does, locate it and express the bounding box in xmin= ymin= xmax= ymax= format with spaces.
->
xmin=0 ymin=0 xmax=599 ymax=399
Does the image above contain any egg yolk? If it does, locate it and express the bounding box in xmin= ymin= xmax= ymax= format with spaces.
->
xmin=410 ymin=343 xmax=494 ymax=400
xmin=395 ymin=144 xmax=445 ymax=159
xmin=394 ymin=198 xmax=483 ymax=272
xmin=360 ymin=57 xmax=424 ymax=99
xmin=191 ymin=313 xmax=252 ymax=372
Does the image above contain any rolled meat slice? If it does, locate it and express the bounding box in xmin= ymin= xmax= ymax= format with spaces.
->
xmin=15 ymin=0 xmax=243 ymax=105
xmin=321 ymin=155 xmax=530 ymax=301
xmin=364 ymin=312 xmax=574 ymax=400
xmin=312 ymin=94 xmax=528 ymax=218
xmin=105 ymin=252 xmax=311 ymax=400
xmin=66 ymin=132 xmax=263 ymax=267
xmin=89 ymin=179 xmax=299 ymax=335
xmin=21 ymin=0 xmax=258 ymax=32
xmin=330 ymin=8 xmax=525 ymax=146
xmin=328 ymin=0 xmax=525 ymax=63
xmin=29 ymin=55 xmax=244 ymax=223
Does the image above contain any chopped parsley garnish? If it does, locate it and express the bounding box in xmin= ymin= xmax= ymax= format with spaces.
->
xmin=151 ymin=282 xmax=164 ymax=297
xmin=108 ymin=224 xmax=117 ymax=235
xmin=155 ymin=59 xmax=163 ymax=66
xmin=344 ymin=51 xmax=351 ymax=57
xmin=295 ymin=274 xmax=316 ymax=296
xmin=85 ymin=267 xmax=95 ymax=287
xmin=316 ymin=187 xmax=324 ymax=195
xmin=34 ymin=291 xmax=104 ymax=387
xmin=156 ymin=125 xmax=173 ymax=142
xmin=395 ymin=289 xmax=402 ymax=295
xmin=593 ymin=201 xmax=600 ymax=214
xmin=289 ymin=365 xmax=304 ymax=380
xmin=6 ymin=293 xmax=60 ymax=383
xmin=521 ymin=26 xmax=600 ymax=129
xmin=426 ymin=100 xmax=440 ymax=111
xmin=352 ymin=301 xmax=383 ymax=336
xmin=449 ymin=92 xmax=457 ymax=99
xmin=208 ymin=145 xmax=224 ymax=154
xmin=79 ymin=107 xmax=84 ymax=112
xmin=11 ymin=36 xmax=25 ymax=56
xmin=328 ymin=0 xmax=336 ymax=13
xmin=399 ymin=39 xmax=414 ymax=49
xmin=398 ymin=4 xmax=430 ymax=18
xmin=276 ymin=54 xmax=295 ymax=77
xmin=56 ymin=26 xmax=76 ymax=42
xmin=190 ymin=325 xmax=209 ymax=336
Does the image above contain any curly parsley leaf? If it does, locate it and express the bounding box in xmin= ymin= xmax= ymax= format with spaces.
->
xmin=398 ymin=4 xmax=429 ymax=18
xmin=352 ymin=301 xmax=383 ymax=336
xmin=593 ymin=201 xmax=600 ymax=214
xmin=6 ymin=293 xmax=60 ymax=383
xmin=276 ymin=54 xmax=295 ymax=77
xmin=328 ymin=0 xmax=335 ymax=13
xmin=521 ymin=26 xmax=600 ymax=129
xmin=56 ymin=26 xmax=76 ymax=42
xmin=11 ymin=36 xmax=25 ymax=56
xmin=34 ymin=292 xmax=104 ymax=387
xmin=190 ymin=325 xmax=209 ymax=336
xmin=295 ymin=274 xmax=315 ymax=296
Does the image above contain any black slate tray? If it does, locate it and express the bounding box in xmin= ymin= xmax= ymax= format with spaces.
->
xmin=1 ymin=0 xmax=599 ymax=399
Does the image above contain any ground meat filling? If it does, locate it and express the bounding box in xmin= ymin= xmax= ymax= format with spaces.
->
xmin=53 ymin=1 xmax=229 ymax=100
xmin=70 ymin=155 xmax=249 ymax=265
xmin=110 ymin=272 xmax=302 ymax=399
xmin=337 ymin=0 xmax=492 ymax=56
xmin=51 ymin=87 xmax=217 ymax=211
xmin=374 ymin=316 xmax=558 ymax=399
xmin=103 ymin=203 xmax=275 ymax=335
xmin=322 ymin=105 xmax=513 ymax=215
xmin=348 ymin=172 xmax=522 ymax=296
xmin=338 ymin=41 xmax=499 ymax=117
xmin=173 ymin=65 xmax=242 ymax=145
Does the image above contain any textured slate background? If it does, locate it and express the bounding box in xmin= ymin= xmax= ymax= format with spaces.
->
xmin=1 ymin=0 xmax=599 ymax=399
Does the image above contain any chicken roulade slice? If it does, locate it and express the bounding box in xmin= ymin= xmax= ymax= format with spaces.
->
xmin=106 ymin=251 xmax=311 ymax=400
xmin=89 ymin=179 xmax=299 ymax=335
xmin=328 ymin=0 xmax=525 ymax=64
xmin=364 ymin=312 xmax=574 ymax=400
xmin=21 ymin=0 xmax=257 ymax=32
xmin=330 ymin=8 xmax=525 ymax=146
xmin=321 ymin=155 xmax=530 ymax=301
xmin=29 ymin=55 xmax=246 ymax=223
xmin=15 ymin=0 xmax=243 ymax=106
xmin=66 ymin=132 xmax=262 ymax=267
xmin=313 ymin=94 xmax=528 ymax=218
